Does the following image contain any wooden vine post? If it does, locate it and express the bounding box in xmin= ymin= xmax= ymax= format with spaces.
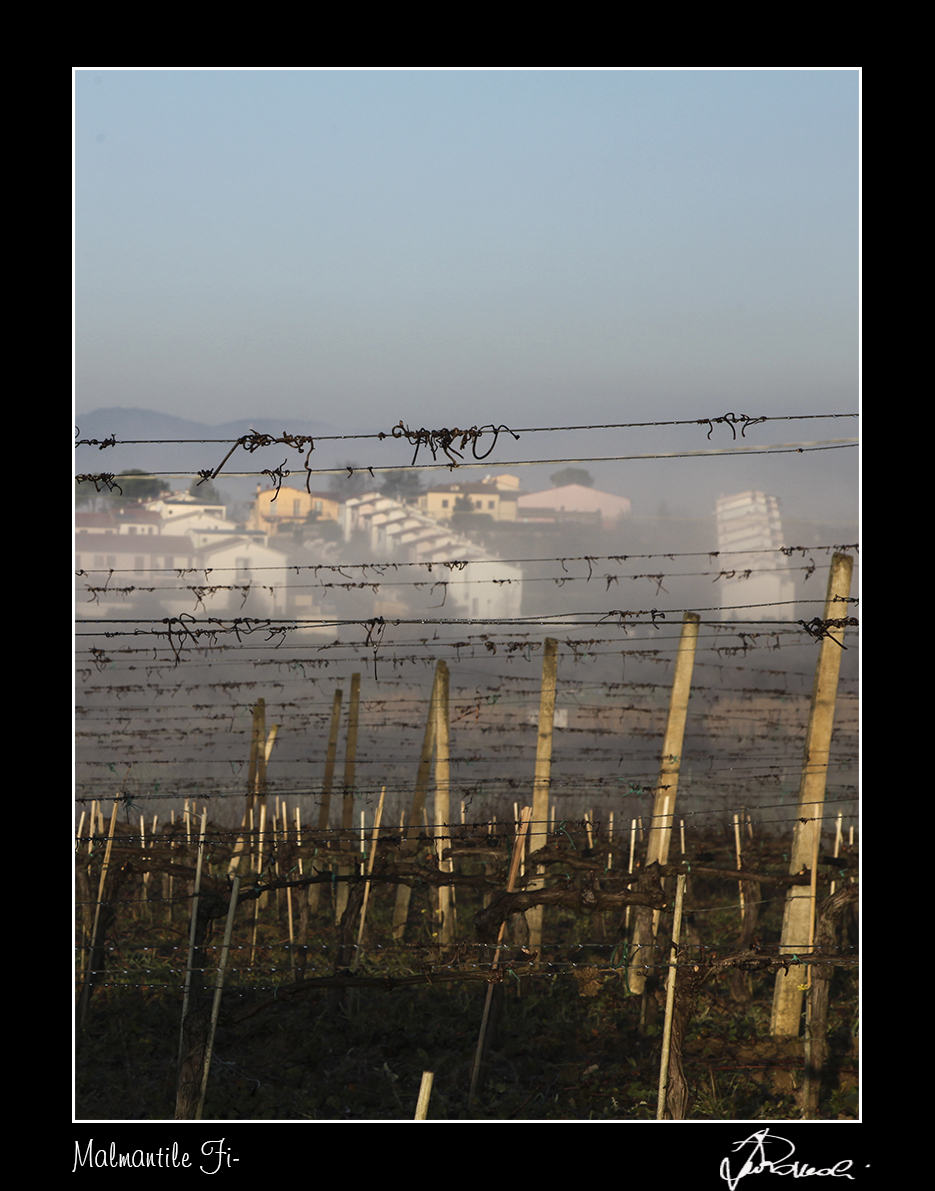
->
xmin=657 ymin=874 xmax=687 ymax=1119
xmin=469 ymin=806 xmax=533 ymax=1108
xmin=526 ymin=638 xmax=558 ymax=952
xmin=77 ymin=797 xmax=120 ymax=1027
xmin=227 ymin=698 xmax=266 ymax=877
xmin=336 ymin=674 xmax=361 ymax=923
xmin=247 ymin=697 xmax=265 ymax=821
xmin=393 ymin=662 xmax=443 ymax=938
xmin=353 ymin=787 xmax=386 ymax=970
xmin=414 ymin=1071 xmax=434 ymax=1120
xmin=770 ymin=552 xmax=854 ymax=1037
xmin=178 ymin=808 xmax=209 ymax=1074
xmin=308 ymin=687 xmax=343 ymax=914
xmin=257 ymin=724 xmax=278 ymax=909
xmin=433 ymin=661 xmax=455 ymax=942
xmin=628 ymin=612 xmax=699 ymax=996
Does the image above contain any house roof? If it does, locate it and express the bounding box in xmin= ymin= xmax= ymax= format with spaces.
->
xmin=516 ymin=484 xmax=631 ymax=517
xmin=424 ymin=481 xmax=514 ymax=495
xmin=75 ymin=532 xmax=196 ymax=554
xmin=75 ymin=512 xmax=116 ymax=530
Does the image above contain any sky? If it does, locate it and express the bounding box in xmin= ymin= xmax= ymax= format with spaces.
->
xmin=74 ymin=68 xmax=859 ymax=438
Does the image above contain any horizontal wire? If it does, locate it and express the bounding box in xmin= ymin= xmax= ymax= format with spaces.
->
xmin=73 ymin=542 xmax=859 ymax=579
xmin=74 ymin=412 xmax=859 ymax=449
xmin=76 ymin=438 xmax=858 ymax=484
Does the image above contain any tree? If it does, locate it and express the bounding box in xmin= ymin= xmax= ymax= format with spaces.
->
xmin=188 ymin=477 xmax=224 ymax=505
xmin=328 ymin=462 xmax=375 ymax=502
xmin=550 ymin=468 xmax=594 ymax=488
xmin=113 ymin=470 xmax=170 ymax=502
xmin=381 ymin=469 xmax=424 ymax=504
xmin=76 ymin=469 xmax=169 ymax=504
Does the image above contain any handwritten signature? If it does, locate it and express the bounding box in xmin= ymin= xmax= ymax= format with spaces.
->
xmin=721 ymin=1129 xmax=856 ymax=1190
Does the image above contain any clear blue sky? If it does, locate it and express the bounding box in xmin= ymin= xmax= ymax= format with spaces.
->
xmin=74 ymin=68 xmax=858 ymax=434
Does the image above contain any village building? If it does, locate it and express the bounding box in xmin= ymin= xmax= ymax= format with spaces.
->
xmin=146 ymin=492 xmax=228 ymax=523
xmin=342 ymin=492 xmax=522 ymax=621
xmin=247 ymin=484 xmax=340 ymax=534
xmin=516 ymin=483 xmax=631 ymax=524
xmin=75 ymin=488 xmax=336 ymax=623
xmin=714 ymin=491 xmax=795 ymax=621
xmin=418 ymin=474 xmax=518 ymax=522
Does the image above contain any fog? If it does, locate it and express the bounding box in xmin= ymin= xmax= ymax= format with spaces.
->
xmin=74 ymin=70 xmax=858 ymax=846
xmin=75 ymin=411 xmax=858 ymax=842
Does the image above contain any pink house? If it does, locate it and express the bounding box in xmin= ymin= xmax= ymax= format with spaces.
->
xmin=516 ymin=484 xmax=631 ymax=523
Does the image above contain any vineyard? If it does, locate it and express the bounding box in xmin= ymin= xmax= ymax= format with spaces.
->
xmin=75 ymin=426 xmax=859 ymax=1122
xmin=75 ymin=803 xmax=858 ymax=1121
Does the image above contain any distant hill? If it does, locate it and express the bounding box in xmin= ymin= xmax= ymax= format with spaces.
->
xmin=74 ymin=408 xmax=376 ymax=502
xmin=75 ymin=406 xmax=352 ymax=445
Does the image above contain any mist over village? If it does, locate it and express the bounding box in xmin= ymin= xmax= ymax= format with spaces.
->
xmin=75 ymin=405 xmax=857 ymax=835
xmin=74 ymin=69 xmax=858 ymax=1128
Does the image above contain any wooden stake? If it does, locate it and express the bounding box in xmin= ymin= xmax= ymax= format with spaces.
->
xmin=318 ymin=688 xmax=344 ymax=833
xmin=734 ymin=813 xmax=745 ymax=925
xmin=527 ymin=638 xmax=558 ymax=951
xmin=341 ymin=674 xmax=361 ymax=832
xmin=393 ymin=663 xmax=442 ymax=939
xmin=167 ymin=809 xmax=176 ymax=923
xmin=195 ymin=876 xmax=240 ymax=1120
xmin=646 ymin=613 xmax=700 ymax=869
xmin=139 ymin=813 xmax=151 ymax=913
xmin=78 ymin=797 xmax=119 ymax=1027
xmin=631 ymin=612 xmax=698 ymax=996
xmin=227 ymin=700 xmax=270 ymax=877
xmin=246 ymin=698 xmax=265 ymax=820
xmin=414 ymin=1071 xmax=434 ymax=1120
xmin=353 ymin=787 xmax=386 ymax=970
xmin=771 ymin=552 xmax=853 ymax=1037
xmin=657 ymin=874 xmax=686 ymax=1120
xmin=434 ymin=661 xmax=453 ymax=943
xmin=469 ymin=807 xmax=533 ymax=1108
xmin=308 ymin=688 xmax=343 ymax=915
xmin=178 ymin=810 xmax=208 ymax=1073
xmin=336 ymin=674 xmax=361 ymax=922
xmin=258 ymin=726 xmax=277 ymax=909
xmin=831 ymin=812 xmax=843 ymax=896
xmin=293 ymin=806 xmax=305 ymax=979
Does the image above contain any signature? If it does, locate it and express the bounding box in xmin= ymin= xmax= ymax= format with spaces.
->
xmin=721 ymin=1129 xmax=856 ymax=1190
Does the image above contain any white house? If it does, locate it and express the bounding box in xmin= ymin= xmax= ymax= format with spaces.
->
xmin=342 ymin=493 xmax=522 ymax=621
xmin=714 ymin=491 xmax=796 ymax=621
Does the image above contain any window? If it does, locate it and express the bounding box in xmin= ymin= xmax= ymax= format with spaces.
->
xmin=441 ymin=499 xmax=449 ymax=509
